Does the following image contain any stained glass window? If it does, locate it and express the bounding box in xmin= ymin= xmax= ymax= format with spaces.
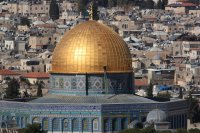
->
xmin=82 ymin=119 xmax=88 ymax=131
xmin=52 ymin=118 xmax=60 ymax=131
xmin=121 ymin=118 xmax=127 ymax=130
xmin=63 ymin=119 xmax=68 ymax=131
xmin=93 ymin=118 xmax=98 ymax=130
xmin=112 ymin=119 xmax=118 ymax=131
xmin=72 ymin=118 xmax=79 ymax=131
xmin=42 ymin=118 xmax=49 ymax=131
xmin=104 ymin=119 xmax=109 ymax=132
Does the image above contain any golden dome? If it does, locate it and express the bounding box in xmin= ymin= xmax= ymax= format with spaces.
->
xmin=51 ymin=20 xmax=132 ymax=74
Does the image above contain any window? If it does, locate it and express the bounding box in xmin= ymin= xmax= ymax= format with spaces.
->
xmin=42 ymin=118 xmax=49 ymax=131
xmin=104 ymin=119 xmax=109 ymax=132
xmin=63 ymin=119 xmax=68 ymax=131
xmin=93 ymin=119 xmax=98 ymax=130
xmin=112 ymin=119 xmax=118 ymax=131
xmin=72 ymin=118 xmax=79 ymax=131
xmin=21 ymin=117 xmax=25 ymax=128
xmin=121 ymin=118 xmax=127 ymax=130
xmin=82 ymin=119 xmax=89 ymax=131
xmin=52 ymin=118 xmax=60 ymax=131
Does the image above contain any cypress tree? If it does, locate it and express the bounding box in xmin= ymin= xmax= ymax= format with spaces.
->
xmin=37 ymin=81 xmax=43 ymax=97
xmin=157 ymin=0 xmax=162 ymax=9
xmin=147 ymin=82 xmax=153 ymax=98
xmin=5 ymin=78 xmax=20 ymax=99
xmin=49 ymin=0 xmax=59 ymax=20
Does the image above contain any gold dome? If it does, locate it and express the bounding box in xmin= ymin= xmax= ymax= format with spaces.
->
xmin=52 ymin=20 xmax=132 ymax=74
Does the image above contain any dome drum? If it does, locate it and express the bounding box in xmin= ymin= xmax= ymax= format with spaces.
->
xmin=49 ymin=73 xmax=134 ymax=95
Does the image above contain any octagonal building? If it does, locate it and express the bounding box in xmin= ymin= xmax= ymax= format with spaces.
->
xmin=0 ymin=20 xmax=187 ymax=133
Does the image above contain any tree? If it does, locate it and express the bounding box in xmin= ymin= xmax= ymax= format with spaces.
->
xmin=37 ymin=81 xmax=43 ymax=97
xmin=142 ymin=0 xmax=155 ymax=9
xmin=176 ymin=129 xmax=188 ymax=133
xmin=135 ymin=122 xmax=143 ymax=129
xmin=20 ymin=17 xmax=30 ymax=27
xmin=147 ymin=82 xmax=153 ymax=98
xmin=161 ymin=0 xmax=168 ymax=9
xmin=157 ymin=0 xmax=162 ymax=9
xmin=188 ymin=91 xmax=200 ymax=123
xmin=49 ymin=0 xmax=59 ymax=20
xmin=179 ymin=87 xmax=183 ymax=99
xmin=5 ymin=78 xmax=20 ymax=99
xmin=189 ymin=128 xmax=200 ymax=133
xmin=78 ymin=0 xmax=89 ymax=16
xmin=19 ymin=123 xmax=47 ymax=133
xmin=108 ymin=0 xmax=116 ymax=7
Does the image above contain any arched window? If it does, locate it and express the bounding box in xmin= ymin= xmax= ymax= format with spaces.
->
xmin=42 ymin=118 xmax=49 ymax=131
xmin=62 ymin=119 xmax=68 ymax=131
xmin=52 ymin=118 xmax=60 ymax=131
xmin=21 ymin=117 xmax=25 ymax=128
xmin=104 ymin=119 xmax=109 ymax=132
xmin=112 ymin=118 xmax=118 ymax=131
xmin=25 ymin=117 xmax=29 ymax=126
xmin=72 ymin=118 xmax=79 ymax=131
xmin=92 ymin=118 xmax=98 ymax=131
xmin=121 ymin=118 xmax=127 ymax=130
xmin=32 ymin=117 xmax=40 ymax=124
xmin=82 ymin=119 xmax=89 ymax=131
xmin=2 ymin=116 xmax=5 ymax=121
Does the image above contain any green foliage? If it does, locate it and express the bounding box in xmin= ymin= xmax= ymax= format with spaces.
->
xmin=5 ymin=78 xmax=20 ymax=99
xmin=176 ymin=129 xmax=188 ymax=133
xmin=78 ymin=0 xmax=89 ymax=16
xmin=157 ymin=0 xmax=162 ymax=9
xmin=179 ymin=87 xmax=183 ymax=99
xmin=37 ymin=81 xmax=43 ymax=97
xmin=135 ymin=122 xmax=143 ymax=129
xmin=120 ymin=127 xmax=200 ymax=133
xmin=188 ymin=91 xmax=200 ymax=123
xmin=119 ymin=128 xmax=141 ymax=133
xmin=49 ymin=0 xmax=59 ymax=20
xmin=19 ymin=123 xmax=47 ymax=133
xmin=156 ymin=0 xmax=168 ymax=9
xmin=20 ymin=17 xmax=30 ymax=27
xmin=189 ymin=129 xmax=200 ymax=133
xmin=142 ymin=126 xmax=156 ymax=133
xmin=141 ymin=0 xmax=155 ymax=9
xmin=147 ymin=82 xmax=153 ymax=98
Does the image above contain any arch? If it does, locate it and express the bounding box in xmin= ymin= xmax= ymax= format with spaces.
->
xmin=1 ymin=122 xmax=6 ymax=128
xmin=32 ymin=117 xmax=40 ymax=124
xmin=72 ymin=118 xmax=79 ymax=132
xmin=112 ymin=118 xmax=118 ymax=131
xmin=121 ymin=118 xmax=127 ymax=130
xmin=25 ymin=117 xmax=29 ymax=126
xmin=82 ymin=118 xmax=89 ymax=131
xmin=21 ymin=117 xmax=25 ymax=128
xmin=52 ymin=118 xmax=60 ymax=131
xmin=62 ymin=118 xmax=68 ymax=131
xmin=103 ymin=119 xmax=109 ymax=132
xmin=42 ymin=118 xmax=49 ymax=131
xmin=92 ymin=118 xmax=98 ymax=131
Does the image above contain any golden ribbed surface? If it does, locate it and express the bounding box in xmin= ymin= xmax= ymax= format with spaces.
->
xmin=52 ymin=20 xmax=132 ymax=74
